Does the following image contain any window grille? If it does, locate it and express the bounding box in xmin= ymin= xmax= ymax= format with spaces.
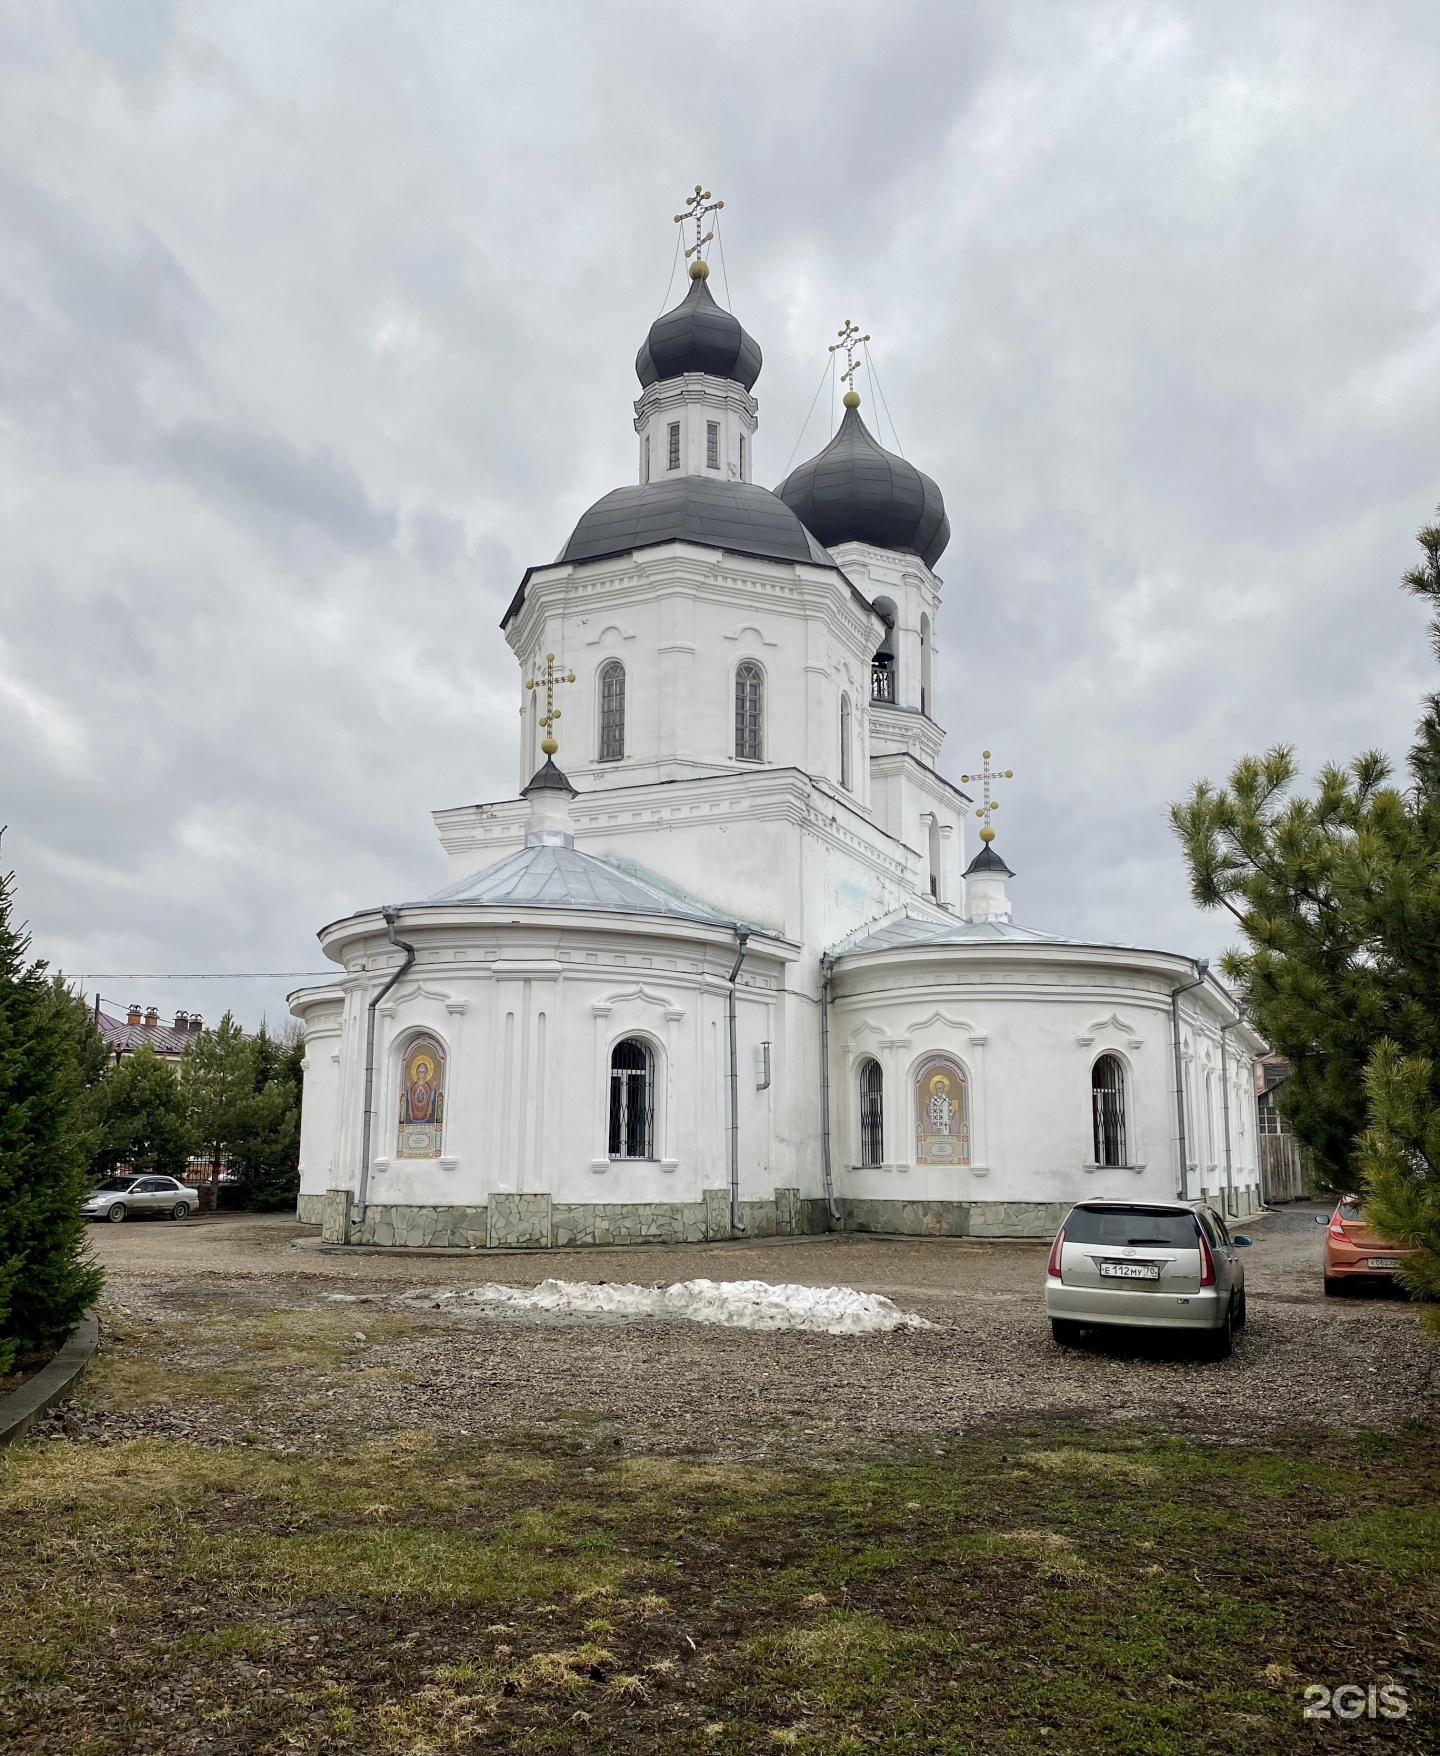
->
xmin=871 ymin=658 xmax=894 ymax=702
xmin=858 ymin=1058 xmax=884 ymax=1166
xmin=1092 ymin=1053 xmax=1127 ymax=1166
xmin=667 ymin=422 xmax=680 ymax=470
xmin=609 ymin=1038 xmax=654 ymax=1159
xmin=734 ymin=663 xmax=763 ymax=761
xmin=706 ymin=421 xmax=720 ymax=470
xmin=598 ymin=661 xmax=625 ymax=761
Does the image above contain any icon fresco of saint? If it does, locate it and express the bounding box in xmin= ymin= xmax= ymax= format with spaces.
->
xmin=396 ymin=1034 xmax=446 ymax=1158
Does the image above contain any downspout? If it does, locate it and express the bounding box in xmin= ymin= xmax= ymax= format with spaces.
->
xmin=1219 ymin=1018 xmax=1237 ymax=1216
xmin=1170 ymin=959 xmax=1208 ymax=1202
xmin=819 ymin=953 xmax=841 ymax=1228
xmin=727 ymin=928 xmax=750 ymax=1236
xmin=355 ymin=907 xmax=416 ymax=1229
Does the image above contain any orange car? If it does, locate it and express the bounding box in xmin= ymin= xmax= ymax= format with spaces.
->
xmin=1322 ymin=1195 xmax=1411 ymax=1295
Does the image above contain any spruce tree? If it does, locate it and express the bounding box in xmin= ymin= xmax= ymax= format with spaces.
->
xmin=0 ymin=863 xmax=104 ymax=1374
xmin=1171 ymin=513 xmax=1440 ymax=1192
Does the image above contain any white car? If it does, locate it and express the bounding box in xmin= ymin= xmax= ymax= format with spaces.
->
xmin=1044 ymin=1199 xmax=1251 ymax=1359
xmin=82 ymin=1175 xmax=200 ymax=1223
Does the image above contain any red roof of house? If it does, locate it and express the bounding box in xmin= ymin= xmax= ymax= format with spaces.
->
xmin=95 ymin=1008 xmax=203 ymax=1059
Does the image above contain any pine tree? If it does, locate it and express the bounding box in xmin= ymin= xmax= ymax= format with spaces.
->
xmin=182 ymin=1013 xmax=253 ymax=1188
xmin=1356 ymin=1041 xmax=1440 ymax=1319
xmin=90 ymin=1044 xmax=195 ymax=1177
xmin=0 ymin=863 xmax=104 ymax=1374
xmin=1170 ymin=514 xmax=1440 ymax=1192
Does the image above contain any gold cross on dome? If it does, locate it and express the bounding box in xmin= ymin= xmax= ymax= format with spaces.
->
xmin=959 ymin=750 xmax=1014 ymax=842
xmin=829 ymin=318 xmax=870 ymax=400
xmin=675 ymin=185 xmax=724 ymax=262
xmin=525 ymin=652 xmax=576 ymax=757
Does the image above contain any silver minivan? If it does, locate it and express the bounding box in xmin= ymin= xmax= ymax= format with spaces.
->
xmin=1044 ymin=1200 xmax=1251 ymax=1359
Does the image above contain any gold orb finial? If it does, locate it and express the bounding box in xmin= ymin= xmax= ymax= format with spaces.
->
xmin=980 ymin=825 xmax=995 ymax=842
xmin=842 ymin=389 xmax=861 ymax=409
xmin=689 ymin=257 xmax=709 ymax=280
xmin=541 ymin=735 xmax=558 ymax=756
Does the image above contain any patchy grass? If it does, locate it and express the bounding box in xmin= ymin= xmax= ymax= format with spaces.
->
xmin=1 ymin=1423 xmax=1435 ymax=1753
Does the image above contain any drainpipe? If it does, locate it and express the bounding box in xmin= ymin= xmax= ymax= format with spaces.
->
xmin=727 ymin=928 xmax=750 ymax=1236
xmin=1219 ymin=1018 xmax=1237 ymax=1216
xmin=818 ymin=953 xmax=841 ymax=1229
xmin=355 ymin=907 xmax=416 ymax=1229
xmin=1170 ymin=959 xmax=1208 ymax=1202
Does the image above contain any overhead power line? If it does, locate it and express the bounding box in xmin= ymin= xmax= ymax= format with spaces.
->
xmin=67 ymin=971 xmax=336 ymax=981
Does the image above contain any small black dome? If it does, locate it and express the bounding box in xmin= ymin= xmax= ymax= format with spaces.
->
xmin=776 ymin=404 xmax=950 ymax=569
xmin=561 ymin=476 xmax=835 ymax=570
xmin=636 ymin=270 xmax=762 ymax=392
xmin=964 ymin=840 xmax=1013 ymax=877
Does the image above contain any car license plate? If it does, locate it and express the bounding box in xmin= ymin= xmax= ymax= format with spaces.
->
xmin=1100 ymin=1261 xmax=1160 ymax=1280
xmin=1367 ymin=1258 xmax=1401 ymax=1270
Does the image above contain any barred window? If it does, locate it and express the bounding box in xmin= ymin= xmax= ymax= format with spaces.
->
xmin=609 ymin=1038 xmax=654 ymax=1160
xmin=706 ymin=421 xmax=720 ymax=470
xmin=667 ymin=421 xmax=680 ymax=470
xmin=735 ymin=663 xmax=763 ymax=761
xmin=1092 ymin=1054 xmax=1127 ymax=1167
xmin=858 ymin=1058 xmax=883 ymax=1167
xmin=598 ymin=660 xmax=625 ymax=761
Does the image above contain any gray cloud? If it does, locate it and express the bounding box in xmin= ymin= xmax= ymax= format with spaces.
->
xmin=1 ymin=0 xmax=1437 ymax=1030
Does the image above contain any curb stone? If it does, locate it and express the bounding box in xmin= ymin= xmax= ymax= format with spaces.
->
xmin=0 ymin=1312 xmax=100 ymax=1447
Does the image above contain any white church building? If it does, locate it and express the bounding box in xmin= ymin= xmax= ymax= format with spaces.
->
xmin=291 ymin=234 xmax=1265 ymax=1251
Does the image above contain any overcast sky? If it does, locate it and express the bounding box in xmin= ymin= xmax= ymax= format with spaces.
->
xmin=2 ymin=0 xmax=1438 ymax=1031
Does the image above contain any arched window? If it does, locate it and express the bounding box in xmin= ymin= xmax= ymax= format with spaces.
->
xmin=609 ymin=1037 xmax=654 ymax=1160
xmin=839 ymin=693 xmax=852 ymax=790
xmin=871 ymin=597 xmax=897 ymax=703
xmin=735 ymin=663 xmax=763 ymax=761
xmin=396 ymin=1033 xmax=447 ymax=1159
xmin=927 ymin=817 xmax=942 ymax=901
xmin=858 ymin=1057 xmax=884 ymax=1166
xmin=915 ymin=1057 xmax=969 ymax=1165
xmin=598 ymin=660 xmax=625 ymax=761
xmin=1092 ymin=1054 xmax=1127 ymax=1167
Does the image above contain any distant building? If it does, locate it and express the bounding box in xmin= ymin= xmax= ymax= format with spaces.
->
xmin=93 ymin=1002 xmax=205 ymax=1068
xmin=1255 ymin=1056 xmax=1310 ymax=1202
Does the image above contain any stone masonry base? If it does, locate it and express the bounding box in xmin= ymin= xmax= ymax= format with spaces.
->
xmin=299 ymin=1186 xmax=1265 ymax=1248
xmin=310 ymin=1188 xmax=831 ymax=1249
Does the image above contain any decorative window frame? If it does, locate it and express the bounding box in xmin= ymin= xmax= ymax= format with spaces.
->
xmin=596 ymin=657 xmax=626 ymax=762
xmin=589 ymin=989 xmax=684 ymax=1175
xmin=840 ymin=1011 xmax=989 ymax=1174
xmin=732 ymin=658 xmax=766 ymax=763
xmin=1076 ymin=1023 xmax=1146 ymax=1173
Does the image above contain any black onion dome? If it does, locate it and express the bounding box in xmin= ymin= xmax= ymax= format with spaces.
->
xmin=561 ymin=476 xmax=836 ymax=570
xmin=636 ymin=272 xmax=762 ymax=392
xmin=776 ymin=404 xmax=950 ymax=569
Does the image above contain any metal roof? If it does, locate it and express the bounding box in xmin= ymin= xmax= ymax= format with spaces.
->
xmin=636 ymin=273 xmax=762 ymax=391
xmin=834 ymin=910 xmax=1083 ymax=955
xmin=559 ymin=475 xmax=839 ymax=571
xmin=417 ymin=842 xmax=740 ymax=927
xmin=776 ymin=404 xmax=950 ymax=569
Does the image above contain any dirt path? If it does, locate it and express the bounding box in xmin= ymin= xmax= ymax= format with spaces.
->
xmin=59 ymin=1203 xmax=1436 ymax=1459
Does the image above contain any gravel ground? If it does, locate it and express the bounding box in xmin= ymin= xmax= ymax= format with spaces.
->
xmin=44 ymin=1203 xmax=1438 ymax=1459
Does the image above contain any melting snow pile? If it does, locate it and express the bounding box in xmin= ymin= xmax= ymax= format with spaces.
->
xmin=408 ymin=1278 xmax=931 ymax=1336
